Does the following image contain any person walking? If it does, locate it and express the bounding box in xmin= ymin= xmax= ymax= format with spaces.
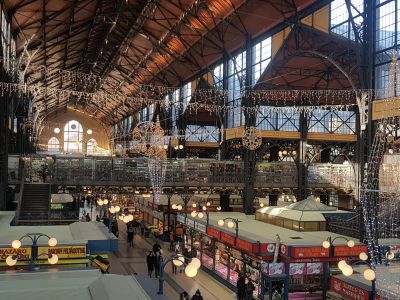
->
xmin=191 ymin=289 xmax=203 ymax=300
xmin=146 ymin=251 xmax=155 ymax=277
xmin=169 ymin=230 xmax=174 ymax=251
xmin=153 ymin=241 xmax=161 ymax=254
xmin=236 ymin=275 xmax=246 ymax=300
xmin=140 ymin=219 xmax=145 ymax=235
xmin=245 ymin=279 xmax=255 ymax=300
xmin=127 ymin=224 xmax=135 ymax=248
xmin=154 ymin=252 xmax=161 ymax=278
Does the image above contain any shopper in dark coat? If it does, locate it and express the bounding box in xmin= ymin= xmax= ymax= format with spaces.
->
xmin=237 ymin=275 xmax=246 ymax=300
xmin=154 ymin=252 xmax=161 ymax=278
xmin=127 ymin=224 xmax=135 ymax=247
xmin=180 ymin=291 xmax=190 ymax=300
xmin=146 ymin=251 xmax=155 ymax=277
xmin=153 ymin=242 xmax=161 ymax=254
xmin=191 ymin=289 xmax=203 ymax=300
xmin=245 ymin=279 xmax=255 ymax=300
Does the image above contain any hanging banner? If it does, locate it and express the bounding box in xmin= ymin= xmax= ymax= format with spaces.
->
xmin=268 ymin=263 xmax=285 ymax=276
xmin=306 ymin=262 xmax=323 ymax=274
xmin=185 ymin=218 xmax=195 ymax=228
xmin=38 ymin=245 xmax=87 ymax=259
xmin=221 ymin=232 xmax=235 ymax=246
xmin=289 ymin=263 xmax=306 ymax=275
xmin=207 ymin=227 xmax=221 ymax=239
xmin=0 ymin=247 xmax=31 ymax=260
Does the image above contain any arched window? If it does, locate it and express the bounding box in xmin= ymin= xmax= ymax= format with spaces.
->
xmin=86 ymin=138 xmax=97 ymax=155
xmin=48 ymin=137 xmax=60 ymax=153
xmin=64 ymin=120 xmax=83 ymax=152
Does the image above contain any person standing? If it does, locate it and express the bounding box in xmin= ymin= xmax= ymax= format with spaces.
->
xmin=191 ymin=289 xmax=203 ymax=300
xmin=140 ymin=219 xmax=145 ymax=235
xmin=236 ymin=275 xmax=246 ymax=300
xmin=146 ymin=251 xmax=155 ymax=277
xmin=169 ymin=230 xmax=174 ymax=251
xmin=180 ymin=291 xmax=190 ymax=300
xmin=245 ymin=279 xmax=255 ymax=300
xmin=154 ymin=252 xmax=161 ymax=278
xmin=153 ymin=241 xmax=161 ymax=254
xmin=127 ymin=224 xmax=135 ymax=248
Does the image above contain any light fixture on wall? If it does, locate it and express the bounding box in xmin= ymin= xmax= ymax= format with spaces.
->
xmin=87 ymin=129 xmax=93 ymax=135
xmin=54 ymin=128 xmax=60 ymax=134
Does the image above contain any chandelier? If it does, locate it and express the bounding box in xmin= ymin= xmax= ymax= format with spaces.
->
xmin=242 ymin=126 xmax=262 ymax=150
xmin=132 ymin=117 xmax=166 ymax=159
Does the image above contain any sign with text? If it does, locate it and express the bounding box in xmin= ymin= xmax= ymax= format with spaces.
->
xmin=334 ymin=245 xmax=368 ymax=257
xmin=176 ymin=214 xmax=185 ymax=224
xmin=185 ymin=218 xmax=195 ymax=228
xmin=195 ymin=222 xmax=206 ymax=233
xmin=221 ymin=232 xmax=235 ymax=246
xmin=236 ymin=238 xmax=253 ymax=253
xmin=207 ymin=227 xmax=221 ymax=239
xmin=292 ymin=247 xmax=329 ymax=258
xmin=0 ymin=247 xmax=31 ymax=260
xmin=38 ymin=245 xmax=87 ymax=259
xmin=330 ymin=277 xmax=369 ymax=300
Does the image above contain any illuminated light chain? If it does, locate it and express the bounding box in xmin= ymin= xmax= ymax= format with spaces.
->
xmin=359 ymin=53 xmax=400 ymax=300
xmin=0 ymin=80 xmax=363 ymax=112
xmin=242 ymin=126 xmax=262 ymax=150
xmin=147 ymin=158 xmax=167 ymax=204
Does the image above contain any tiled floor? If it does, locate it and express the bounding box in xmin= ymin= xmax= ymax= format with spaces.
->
xmin=108 ymin=222 xmax=235 ymax=300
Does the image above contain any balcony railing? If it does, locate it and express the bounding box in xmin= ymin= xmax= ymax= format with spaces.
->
xmin=10 ymin=155 xmax=355 ymax=190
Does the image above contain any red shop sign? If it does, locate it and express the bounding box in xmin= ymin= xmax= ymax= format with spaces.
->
xmin=292 ymin=247 xmax=329 ymax=258
xmin=236 ymin=238 xmax=253 ymax=253
xmin=221 ymin=232 xmax=235 ymax=246
xmin=330 ymin=277 xmax=369 ymax=300
xmin=207 ymin=227 xmax=221 ymax=239
xmin=334 ymin=245 xmax=368 ymax=257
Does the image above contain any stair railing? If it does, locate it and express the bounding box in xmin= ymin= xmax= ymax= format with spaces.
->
xmin=14 ymin=160 xmax=26 ymax=225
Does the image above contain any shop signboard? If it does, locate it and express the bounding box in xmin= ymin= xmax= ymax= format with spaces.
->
xmin=291 ymin=246 xmax=329 ymax=258
xmin=185 ymin=218 xmax=195 ymax=228
xmin=221 ymin=232 xmax=235 ymax=246
xmin=280 ymin=244 xmax=288 ymax=256
xmin=176 ymin=214 xmax=185 ymax=224
xmin=289 ymin=263 xmax=306 ymax=275
xmin=38 ymin=245 xmax=87 ymax=259
xmin=330 ymin=277 xmax=369 ymax=300
xmin=0 ymin=247 xmax=31 ymax=260
xmin=306 ymin=262 xmax=323 ymax=274
xmin=268 ymin=262 xmax=285 ymax=276
xmin=236 ymin=238 xmax=253 ymax=253
xmin=333 ymin=245 xmax=368 ymax=257
xmin=195 ymin=222 xmax=206 ymax=233
xmin=207 ymin=227 xmax=221 ymax=239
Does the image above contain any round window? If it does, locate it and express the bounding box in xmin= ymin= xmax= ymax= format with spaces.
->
xmin=71 ymin=124 xmax=77 ymax=129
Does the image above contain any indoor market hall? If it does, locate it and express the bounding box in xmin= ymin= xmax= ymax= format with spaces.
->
xmin=0 ymin=0 xmax=399 ymax=300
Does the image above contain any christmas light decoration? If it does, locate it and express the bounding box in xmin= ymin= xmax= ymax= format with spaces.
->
xmin=242 ymin=126 xmax=262 ymax=150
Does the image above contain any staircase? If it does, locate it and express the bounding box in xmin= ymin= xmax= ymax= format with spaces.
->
xmin=17 ymin=183 xmax=50 ymax=224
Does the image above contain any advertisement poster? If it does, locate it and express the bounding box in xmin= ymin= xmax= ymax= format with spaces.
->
xmin=38 ymin=245 xmax=86 ymax=259
xmin=268 ymin=263 xmax=285 ymax=276
xmin=289 ymin=263 xmax=306 ymax=275
xmin=306 ymin=262 xmax=323 ymax=274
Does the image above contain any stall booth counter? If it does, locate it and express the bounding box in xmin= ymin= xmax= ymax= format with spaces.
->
xmin=177 ymin=216 xmax=273 ymax=299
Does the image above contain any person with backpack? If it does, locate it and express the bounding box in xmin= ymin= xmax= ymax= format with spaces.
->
xmin=237 ymin=275 xmax=246 ymax=300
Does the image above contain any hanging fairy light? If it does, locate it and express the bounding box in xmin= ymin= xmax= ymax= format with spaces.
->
xmin=242 ymin=126 xmax=262 ymax=151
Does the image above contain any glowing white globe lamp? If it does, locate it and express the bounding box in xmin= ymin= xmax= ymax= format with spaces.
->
xmin=322 ymin=241 xmax=330 ymax=249
xmin=172 ymin=204 xmax=177 ymax=210
xmin=86 ymin=129 xmax=93 ymax=135
xmin=359 ymin=252 xmax=368 ymax=261
xmin=103 ymin=199 xmax=109 ymax=205
xmin=191 ymin=211 xmax=197 ymax=218
xmin=197 ymin=212 xmax=204 ymax=219
xmin=338 ymin=260 xmax=347 ymax=270
xmin=6 ymin=255 xmax=17 ymax=266
xmin=218 ymin=219 xmax=224 ymax=226
xmin=189 ymin=257 xmax=201 ymax=269
xmin=347 ymin=240 xmax=355 ymax=248
xmin=173 ymin=254 xmax=185 ymax=267
xmin=185 ymin=265 xmax=198 ymax=277
xmin=342 ymin=265 xmax=353 ymax=276
xmin=48 ymin=237 xmax=58 ymax=247
xmin=128 ymin=214 xmax=134 ymax=222
xmin=48 ymin=254 xmax=59 ymax=265
xmin=12 ymin=240 xmax=21 ymax=249
xmin=227 ymin=221 xmax=235 ymax=229
xmin=363 ymin=269 xmax=376 ymax=281
xmin=54 ymin=128 xmax=60 ymax=134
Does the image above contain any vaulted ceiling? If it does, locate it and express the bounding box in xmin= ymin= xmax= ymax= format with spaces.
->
xmin=4 ymin=0 xmax=326 ymax=124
